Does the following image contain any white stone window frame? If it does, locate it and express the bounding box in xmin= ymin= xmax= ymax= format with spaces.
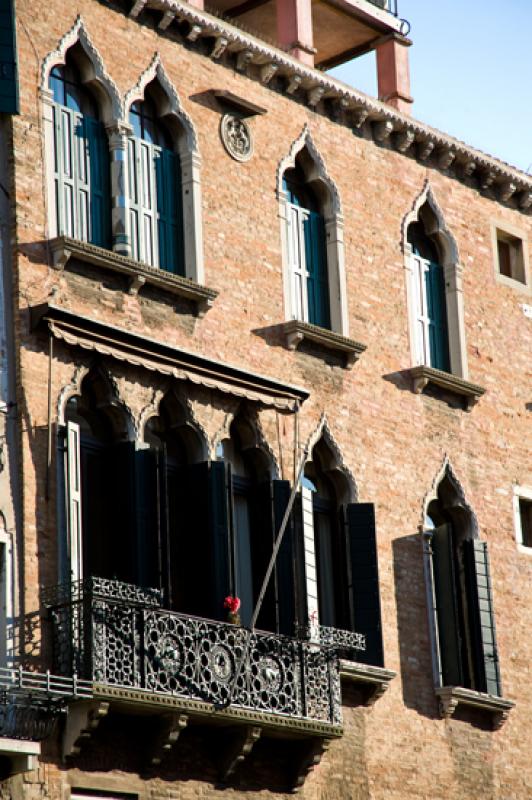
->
xmin=124 ymin=54 xmax=204 ymax=284
xmin=513 ymin=484 xmax=532 ymax=554
xmin=402 ymin=181 xmax=469 ymax=379
xmin=40 ymin=22 xmax=204 ymax=284
xmin=40 ymin=18 xmax=122 ymax=248
xmin=491 ymin=219 xmax=531 ymax=294
xmin=277 ymin=125 xmax=349 ymax=336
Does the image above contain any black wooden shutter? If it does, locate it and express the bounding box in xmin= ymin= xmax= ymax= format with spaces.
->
xmin=431 ymin=523 xmax=464 ymax=687
xmin=106 ymin=441 xmax=137 ymax=584
xmin=0 ymin=1 xmax=19 ymax=114
xmin=463 ymin=539 xmax=501 ymax=696
xmin=169 ymin=461 xmax=232 ymax=621
xmin=133 ymin=447 xmax=160 ymax=591
xmin=345 ymin=503 xmax=384 ymax=667
xmin=157 ymin=447 xmax=171 ymax=604
xmin=208 ymin=460 xmax=233 ymax=620
xmin=273 ymin=480 xmax=300 ymax=637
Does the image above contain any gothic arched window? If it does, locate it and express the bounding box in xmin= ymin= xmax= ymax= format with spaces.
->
xmin=49 ymin=56 xmax=110 ymax=247
xmin=283 ymin=164 xmax=330 ymax=329
xmin=407 ymin=220 xmax=450 ymax=372
xmin=127 ymin=89 xmax=184 ymax=274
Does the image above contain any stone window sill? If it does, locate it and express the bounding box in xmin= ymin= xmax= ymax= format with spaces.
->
xmin=49 ymin=237 xmax=218 ymax=317
xmin=0 ymin=737 xmax=40 ymax=776
xmin=409 ymin=365 xmax=486 ymax=410
xmin=281 ymin=320 xmax=366 ymax=369
xmin=435 ymin=686 xmax=514 ymax=729
xmin=339 ymin=660 xmax=396 ymax=705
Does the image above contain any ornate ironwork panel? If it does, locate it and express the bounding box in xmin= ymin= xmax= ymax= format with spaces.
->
xmin=44 ymin=580 xmax=352 ymax=725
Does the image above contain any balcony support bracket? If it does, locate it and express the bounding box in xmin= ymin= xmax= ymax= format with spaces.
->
xmin=219 ymin=724 xmax=262 ymax=782
xmin=62 ymin=700 xmax=109 ymax=761
xmin=149 ymin=712 xmax=189 ymax=767
xmin=291 ymin=737 xmax=331 ymax=791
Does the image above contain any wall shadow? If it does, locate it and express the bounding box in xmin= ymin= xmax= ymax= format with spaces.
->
xmin=392 ymin=533 xmax=440 ymax=720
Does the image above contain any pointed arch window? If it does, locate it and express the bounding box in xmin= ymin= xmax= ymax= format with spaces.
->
xmin=127 ymin=92 xmax=184 ymax=274
xmin=299 ymin=436 xmax=384 ymax=666
xmin=283 ymin=166 xmax=330 ymax=329
xmin=425 ymin=473 xmax=502 ymax=698
xmin=49 ymin=58 xmax=110 ymax=248
xmin=278 ymin=132 xmax=349 ymax=340
xmin=407 ymin=221 xmax=450 ymax=372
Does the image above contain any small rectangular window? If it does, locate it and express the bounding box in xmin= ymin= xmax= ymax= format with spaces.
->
xmin=496 ymin=230 xmax=526 ymax=284
xmin=519 ymin=498 xmax=532 ymax=548
xmin=513 ymin=486 xmax=532 ymax=551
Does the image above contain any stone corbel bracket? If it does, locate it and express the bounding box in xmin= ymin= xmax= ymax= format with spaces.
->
xmin=281 ymin=320 xmax=366 ymax=369
xmin=62 ymin=700 xmax=109 ymax=761
xmin=218 ymin=725 xmax=262 ymax=782
xmin=149 ymin=712 xmax=189 ymax=767
xmin=118 ymin=0 xmax=532 ymax=213
xmin=409 ymin=365 xmax=486 ymax=411
xmin=49 ymin=236 xmax=218 ymax=317
xmin=435 ymin=686 xmax=515 ymax=730
xmin=291 ymin=737 xmax=331 ymax=792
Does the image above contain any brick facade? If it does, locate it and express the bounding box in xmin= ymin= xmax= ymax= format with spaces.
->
xmin=0 ymin=0 xmax=530 ymax=798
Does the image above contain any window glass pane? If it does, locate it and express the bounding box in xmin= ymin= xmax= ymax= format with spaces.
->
xmin=129 ymin=103 xmax=143 ymax=139
xmin=49 ymin=66 xmax=65 ymax=104
xmin=497 ymin=239 xmax=512 ymax=278
xmin=65 ymin=84 xmax=82 ymax=114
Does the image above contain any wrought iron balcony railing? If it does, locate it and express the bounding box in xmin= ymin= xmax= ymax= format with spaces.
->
xmin=0 ymin=666 xmax=92 ymax=740
xmin=41 ymin=579 xmax=365 ymax=729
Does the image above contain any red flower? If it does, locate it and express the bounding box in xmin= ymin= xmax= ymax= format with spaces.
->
xmin=224 ymin=595 xmax=241 ymax=614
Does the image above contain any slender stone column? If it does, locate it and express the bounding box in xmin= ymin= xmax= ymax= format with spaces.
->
xmin=180 ymin=150 xmax=204 ymax=284
xmin=276 ymin=0 xmax=315 ymax=67
xmin=376 ymin=34 xmax=413 ymax=114
xmin=106 ymin=122 xmax=132 ymax=257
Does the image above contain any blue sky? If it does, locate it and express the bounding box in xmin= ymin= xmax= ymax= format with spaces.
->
xmin=328 ymin=0 xmax=532 ymax=174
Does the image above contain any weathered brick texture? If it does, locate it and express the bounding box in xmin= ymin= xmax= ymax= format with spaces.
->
xmin=4 ymin=0 xmax=531 ymax=798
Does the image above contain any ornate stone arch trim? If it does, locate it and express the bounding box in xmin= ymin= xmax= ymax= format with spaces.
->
xmin=58 ymin=362 xmax=136 ymax=441
xmin=40 ymin=17 xmax=125 ymax=250
xmin=40 ymin=16 xmax=122 ymax=123
xmin=57 ymin=364 xmax=90 ymax=425
xmin=422 ymin=454 xmax=479 ymax=539
xmin=402 ymin=180 xmax=469 ymax=379
xmin=277 ymin=126 xmax=348 ymax=336
xmin=137 ymin=385 xmax=210 ymax=463
xmin=125 ymin=53 xmax=204 ymax=282
xmin=303 ymin=414 xmax=357 ymax=504
xmin=125 ymin=53 xmax=198 ymax=153
xmin=241 ymin=410 xmax=280 ymax=480
xmin=276 ymin=125 xmax=341 ymax=217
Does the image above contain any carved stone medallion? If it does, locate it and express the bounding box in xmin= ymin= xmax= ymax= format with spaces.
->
xmin=220 ymin=113 xmax=253 ymax=162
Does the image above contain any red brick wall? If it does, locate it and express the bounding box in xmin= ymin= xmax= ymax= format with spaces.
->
xmin=7 ymin=1 xmax=532 ymax=797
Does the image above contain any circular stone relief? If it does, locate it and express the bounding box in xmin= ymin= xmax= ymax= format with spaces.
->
xmin=220 ymin=113 xmax=253 ymax=162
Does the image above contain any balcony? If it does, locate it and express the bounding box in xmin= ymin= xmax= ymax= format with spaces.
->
xmin=42 ymin=578 xmax=353 ymax=727
xmin=206 ymin=0 xmax=404 ymax=70
xmin=42 ymin=579 xmax=360 ymax=785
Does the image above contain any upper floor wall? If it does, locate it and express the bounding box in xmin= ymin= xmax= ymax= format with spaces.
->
xmin=7 ymin=0 xmax=531 ymax=436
